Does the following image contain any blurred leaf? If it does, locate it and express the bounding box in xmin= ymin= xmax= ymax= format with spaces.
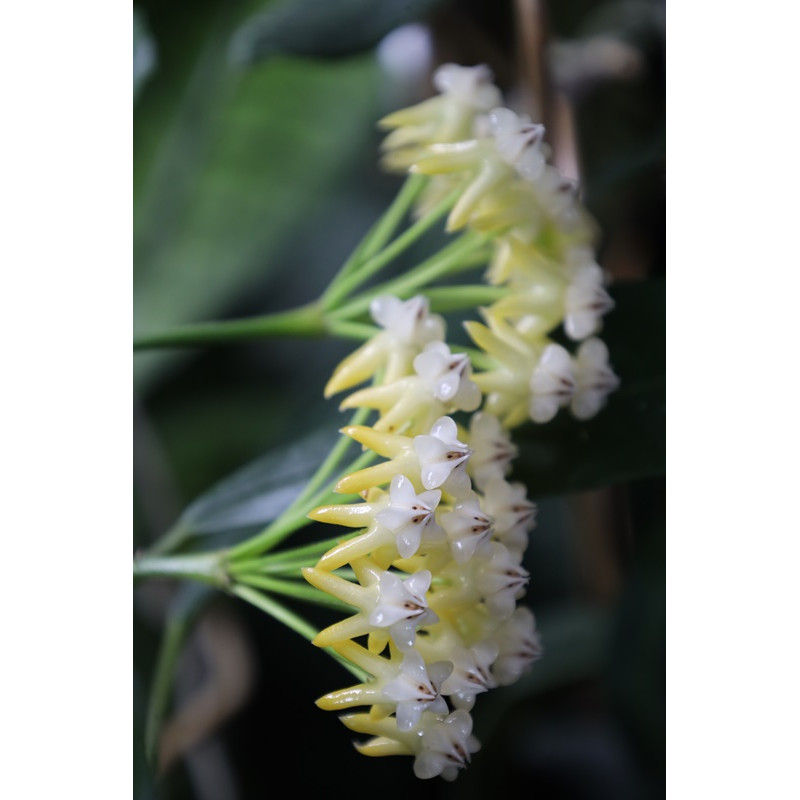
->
xmin=515 ymin=278 xmax=665 ymax=497
xmin=134 ymin=670 xmax=160 ymax=799
xmin=229 ymin=0 xmax=445 ymax=65
xmin=473 ymin=604 xmax=613 ymax=741
xmin=144 ymin=583 xmax=214 ymax=770
xmin=608 ymin=512 xmax=665 ymax=771
xmin=133 ymin=8 xmax=158 ymax=102
xmin=134 ymin=12 xmax=382 ymax=391
xmin=179 ymin=425 xmax=342 ymax=536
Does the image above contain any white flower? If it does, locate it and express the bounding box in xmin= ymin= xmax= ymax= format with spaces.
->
xmin=316 ymin=642 xmax=451 ymax=730
xmin=529 ymin=343 xmax=575 ymax=423
xmin=466 ymin=412 xmax=518 ymax=492
xmin=433 ymin=63 xmax=502 ymax=110
xmin=413 ymin=710 xmax=481 ymax=781
xmin=439 ymin=493 xmax=494 ymax=564
xmin=325 ymin=295 xmax=445 ymax=397
xmin=475 ymin=542 xmax=530 ymax=619
xmin=382 ymin=649 xmax=452 ymax=730
xmin=413 ymin=416 xmax=473 ymax=496
xmin=438 ymin=639 xmax=499 ymax=710
xmin=571 ymin=337 xmax=620 ymax=419
xmin=481 ymin=477 xmax=536 ymax=555
xmin=537 ymin=165 xmax=583 ymax=228
xmin=563 ymin=262 xmax=614 ymax=340
xmin=490 ymin=606 xmax=542 ymax=686
xmin=305 ymin=562 xmax=439 ymax=652
xmin=413 ymin=341 xmax=482 ymax=411
xmin=375 ymin=474 xmax=444 ymax=559
xmin=371 ymin=569 xmax=439 ymax=650
xmin=488 ymin=107 xmax=547 ymax=181
xmin=378 ymin=64 xmax=502 ymax=171
xmin=370 ymin=294 xmax=446 ymax=346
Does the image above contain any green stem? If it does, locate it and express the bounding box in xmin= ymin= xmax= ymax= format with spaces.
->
xmin=226 ymin=447 xmax=377 ymax=563
xmin=284 ymin=406 xmax=370 ymax=515
xmin=228 ymin=533 xmax=358 ymax=575
xmin=330 ymin=231 xmax=491 ymax=322
xmin=243 ymin=559 xmax=313 ymax=576
xmin=422 ymin=284 xmax=510 ymax=313
xmin=235 ymin=574 xmax=353 ymax=612
xmin=356 ymin=174 xmax=428 ymax=263
xmin=325 ymin=174 xmax=428 ymax=294
xmin=133 ymin=302 xmax=325 ymax=351
xmin=133 ymin=552 xmax=228 ymax=588
xmin=326 ymin=319 xmax=379 ymax=341
xmin=224 ymin=408 xmax=370 ymax=564
xmin=322 ymin=186 xmax=461 ymax=310
xmin=231 ymin=584 xmax=367 ymax=681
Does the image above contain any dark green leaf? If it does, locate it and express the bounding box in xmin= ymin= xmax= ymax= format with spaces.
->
xmin=514 ymin=278 xmax=665 ymax=497
xmin=229 ymin=0 xmax=446 ymax=65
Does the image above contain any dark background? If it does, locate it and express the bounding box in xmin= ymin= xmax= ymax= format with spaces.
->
xmin=133 ymin=1 xmax=665 ymax=798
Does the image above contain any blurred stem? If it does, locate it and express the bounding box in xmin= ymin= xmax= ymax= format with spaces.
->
xmin=238 ymin=558 xmax=319 ymax=576
xmin=422 ymin=284 xmax=510 ymax=313
xmin=133 ymin=551 xmax=228 ymax=588
xmin=357 ymin=174 xmax=428 ymax=262
xmin=326 ymin=319 xmax=379 ymax=340
xmin=324 ymin=173 xmax=428 ymax=297
xmin=329 ymin=231 xmax=492 ymax=321
xmin=133 ymin=302 xmax=324 ymax=351
xmin=132 ymin=199 xmax=491 ymax=352
xmin=321 ymin=185 xmax=461 ymax=310
xmin=231 ymin=584 xmax=367 ymax=680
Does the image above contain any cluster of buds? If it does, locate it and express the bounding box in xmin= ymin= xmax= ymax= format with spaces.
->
xmin=379 ymin=63 xmax=620 ymax=428
xmin=305 ymin=295 xmax=542 ymax=780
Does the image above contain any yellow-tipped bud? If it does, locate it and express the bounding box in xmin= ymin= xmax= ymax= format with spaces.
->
xmin=302 ymin=567 xmax=363 ymax=607
xmin=354 ymin=738 xmax=413 ymax=758
xmin=463 ymin=320 xmax=527 ymax=367
xmin=335 ymin=458 xmax=419 ymax=496
xmin=307 ymin=503 xmax=376 ymax=528
xmin=377 ymin=95 xmax=442 ymax=130
xmin=339 ymin=382 xmax=404 ymax=413
xmin=340 ymin=425 xmax=410 ymax=459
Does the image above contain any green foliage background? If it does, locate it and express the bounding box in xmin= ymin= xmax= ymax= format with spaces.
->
xmin=133 ymin=1 xmax=665 ymax=798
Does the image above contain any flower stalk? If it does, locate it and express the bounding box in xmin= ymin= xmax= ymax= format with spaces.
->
xmin=133 ymin=302 xmax=325 ymax=351
xmin=133 ymin=551 xmax=229 ymax=589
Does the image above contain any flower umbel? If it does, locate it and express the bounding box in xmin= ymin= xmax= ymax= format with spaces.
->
xmin=133 ymin=51 xmax=630 ymax=788
xmin=301 ymin=55 xmax=620 ymax=780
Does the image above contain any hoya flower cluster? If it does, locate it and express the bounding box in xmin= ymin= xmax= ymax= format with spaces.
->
xmin=133 ymin=60 xmax=627 ymax=788
xmin=305 ymin=295 xmax=542 ymax=781
xmin=379 ymin=63 xmax=620 ymax=428
xmin=302 ymin=63 xmax=620 ymax=781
